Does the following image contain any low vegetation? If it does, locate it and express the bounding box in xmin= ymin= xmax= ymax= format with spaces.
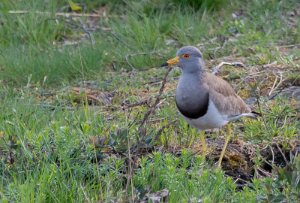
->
xmin=0 ymin=0 xmax=299 ymax=202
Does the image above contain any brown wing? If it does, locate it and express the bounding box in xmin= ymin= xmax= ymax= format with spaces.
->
xmin=203 ymin=72 xmax=251 ymax=116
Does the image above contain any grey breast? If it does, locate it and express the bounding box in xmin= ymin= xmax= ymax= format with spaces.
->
xmin=175 ymin=74 xmax=209 ymax=119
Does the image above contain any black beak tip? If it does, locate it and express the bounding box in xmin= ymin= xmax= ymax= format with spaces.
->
xmin=161 ymin=62 xmax=168 ymax=67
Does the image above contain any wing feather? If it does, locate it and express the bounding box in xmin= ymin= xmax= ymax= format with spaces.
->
xmin=203 ymin=72 xmax=251 ymax=116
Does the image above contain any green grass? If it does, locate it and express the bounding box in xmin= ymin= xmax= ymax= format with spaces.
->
xmin=0 ymin=44 xmax=107 ymax=85
xmin=0 ymin=0 xmax=300 ymax=202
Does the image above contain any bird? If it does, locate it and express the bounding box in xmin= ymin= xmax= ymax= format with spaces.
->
xmin=162 ymin=46 xmax=259 ymax=168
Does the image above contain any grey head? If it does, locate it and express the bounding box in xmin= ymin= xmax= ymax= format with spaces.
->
xmin=167 ymin=46 xmax=209 ymax=119
xmin=176 ymin=46 xmax=204 ymax=74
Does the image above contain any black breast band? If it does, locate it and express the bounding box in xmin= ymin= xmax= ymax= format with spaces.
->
xmin=176 ymin=93 xmax=209 ymax=119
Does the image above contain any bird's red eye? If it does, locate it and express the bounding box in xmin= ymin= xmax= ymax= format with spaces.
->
xmin=182 ymin=54 xmax=190 ymax=59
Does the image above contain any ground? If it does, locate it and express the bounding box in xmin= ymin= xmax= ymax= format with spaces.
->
xmin=0 ymin=0 xmax=300 ymax=202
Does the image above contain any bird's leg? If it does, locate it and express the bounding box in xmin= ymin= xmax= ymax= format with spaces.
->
xmin=200 ymin=130 xmax=207 ymax=156
xmin=217 ymin=124 xmax=232 ymax=168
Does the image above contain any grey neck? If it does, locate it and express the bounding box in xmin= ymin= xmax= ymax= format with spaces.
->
xmin=177 ymin=70 xmax=204 ymax=99
xmin=175 ymin=70 xmax=209 ymax=119
xmin=180 ymin=58 xmax=204 ymax=75
xmin=179 ymin=68 xmax=205 ymax=88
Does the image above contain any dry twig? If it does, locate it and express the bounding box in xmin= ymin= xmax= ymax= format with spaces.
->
xmin=275 ymin=143 xmax=289 ymax=166
xmin=268 ymin=72 xmax=284 ymax=96
xmin=8 ymin=10 xmax=101 ymax=17
xmin=78 ymin=19 xmax=95 ymax=46
xmin=138 ymin=67 xmax=172 ymax=132
xmin=212 ymin=62 xmax=245 ymax=75
xmin=268 ymin=145 xmax=275 ymax=166
xmin=257 ymin=167 xmax=272 ymax=177
xmin=277 ymin=43 xmax=300 ymax=48
xmin=126 ymin=134 xmax=135 ymax=202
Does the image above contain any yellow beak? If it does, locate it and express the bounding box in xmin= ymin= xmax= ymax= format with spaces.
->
xmin=166 ymin=56 xmax=179 ymax=66
xmin=161 ymin=56 xmax=180 ymax=67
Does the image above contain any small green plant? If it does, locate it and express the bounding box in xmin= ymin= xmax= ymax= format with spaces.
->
xmin=0 ymin=0 xmax=300 ymax=202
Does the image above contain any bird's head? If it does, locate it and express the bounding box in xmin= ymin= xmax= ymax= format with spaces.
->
xmin=162 ymin=46 xmax=204 ymax=73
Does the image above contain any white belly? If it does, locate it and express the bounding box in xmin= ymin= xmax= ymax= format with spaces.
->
xmin=182 ymin=100 xmax=228 ymax=130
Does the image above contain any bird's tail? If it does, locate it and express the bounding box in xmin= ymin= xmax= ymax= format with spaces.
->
xmin=244 ymin=111 xmax=262 ymax=119
xmin=228 ymin=111 xmax=261 ymax=121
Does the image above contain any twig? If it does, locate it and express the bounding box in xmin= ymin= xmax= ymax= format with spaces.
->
xmin=268 ymin=72 xmax=284 ymax=96
xmin=233 ymin=177 xmax=251 ymax=185
xmin=138 ymin=67 xmax=172 ymax=132
xmin=212 ymin=62 xmax=245 ymax=75
xmin=268 ymin=145 xmax=275 ymax=166
xmin=79 ymin=19 xmax=95 ymax=46
xmin=275 ymin=143 xmax=289 ymax=166
xmin=277 ymin=43 xmax=300 ymax=48
xmin=268 ymin=89 xmax=285 ymax=100
xmin=262 ymin=61 xmax=278 ymax=68
xmin=269 ymin=74 xmax=278 ymax=96
xmin=8 ymin=10 xmax=101 ymax=17
xmin=257 ymin=167 xmax=272 ymax=177
xmin=126 ymin=134 xmax=135 ymax=203
xmin=122 ymin=107 xmax=135 ymax=202
xmin=125 ymin=55 xmax=135 ymax=70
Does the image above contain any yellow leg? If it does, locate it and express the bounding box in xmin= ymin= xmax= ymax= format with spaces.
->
xmin=217 ymin=124 xmax=232 ymax=168
xmin=200 ymin=131 xmax=207 ymax=156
